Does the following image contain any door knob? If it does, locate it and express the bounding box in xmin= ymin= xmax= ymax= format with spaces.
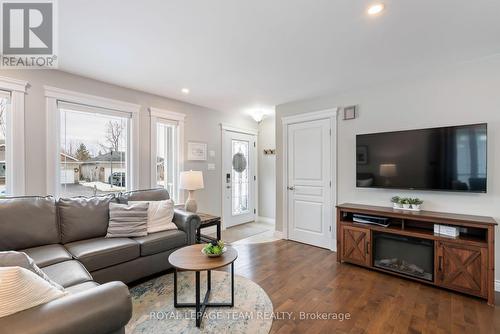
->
xmin=287 ymin=186 xmax=295 ymax=190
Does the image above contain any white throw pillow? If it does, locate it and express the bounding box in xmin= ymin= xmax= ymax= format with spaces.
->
xmin=0 ymin=267 xmax=67 ymax=318
xmin=0 ymin=251 xmax=65 ymax=291
xmin=129 ymin=199 xmax=177 ymax=234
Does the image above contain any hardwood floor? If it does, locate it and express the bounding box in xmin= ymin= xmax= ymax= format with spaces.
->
xmin=230 ymin=240 xmax=500 ymax=334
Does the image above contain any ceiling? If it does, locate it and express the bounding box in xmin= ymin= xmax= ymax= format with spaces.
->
xmin=58 ymin=0 xmax=500 ymax=115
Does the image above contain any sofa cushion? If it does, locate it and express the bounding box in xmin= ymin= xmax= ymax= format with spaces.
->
xmin=118 ymin=188 xmax=170 ymax=203
xmin=42 ymin=260 xmax=93 ymax=288
xmin=21 ymin=244 xmax=72 ymax=268
xmin=0 ymin=196 xmax=59 ymax=251
xmin=133 ymin=230 xmax=187 ymax=256
xmin=65 ymin=281 xmax=100 ymax=294
xmin=58 ymin=195 xmax=115 ymax=244
xmin=65 ymin=237 xmax=140 ymax=272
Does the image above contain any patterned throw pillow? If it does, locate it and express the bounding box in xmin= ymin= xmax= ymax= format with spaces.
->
xmin=129 ymin=199 xmax=177 ymax=234
xmin=0 ymin=267 xmax=67 ymax=317
xmin=106 ymin=202 xmax=149 ymax=238
xmin=0 ymin=251 xmax=64 ymax=291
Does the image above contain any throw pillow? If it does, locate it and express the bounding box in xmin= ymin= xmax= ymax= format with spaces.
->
xmin=129 ymin=199 xmax=177 ymax=233
xmin=0 ymin=251 xmax=64 ymax=291
xmin=106 ymin=202 xmax=149 ymax=238
xmin=0 ymin=266 xmax=67 ymax=318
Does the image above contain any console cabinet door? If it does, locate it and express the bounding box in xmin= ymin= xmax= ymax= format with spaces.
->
xmin=341 ymin=225 xmax=371 ymax=266
xmin=436 ymin=241 xmax=487 ymax=298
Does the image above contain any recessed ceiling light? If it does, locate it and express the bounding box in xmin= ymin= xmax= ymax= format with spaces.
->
xmin=181 ymin=88 xmax=190 ymax=94
xmin=367 ymin=3 xmax=385 ymax=16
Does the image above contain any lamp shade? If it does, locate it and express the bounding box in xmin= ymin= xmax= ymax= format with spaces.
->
xmin=179 ymin=170 xmax=204 ymax=190
xmin=379 ymin=164 xmax=398 ymax=177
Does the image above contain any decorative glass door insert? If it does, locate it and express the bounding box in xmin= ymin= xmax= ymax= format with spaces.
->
xmin=232 ymin=139 xmax=249 ymax=215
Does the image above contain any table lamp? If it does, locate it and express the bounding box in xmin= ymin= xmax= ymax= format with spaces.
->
xmin=180 ymin=170 xmax=204 ymax=212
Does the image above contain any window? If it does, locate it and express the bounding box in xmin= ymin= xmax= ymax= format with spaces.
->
xmin=59 ymin=103 xmax=131 ymax=197
xmin=0 ymin=91 xmax=10 ymax=196
xmin=150 ymin=108 xmax=185 ymax=203
xmin=0 ymin=77 xmax=26 ymax=197
xmin=46 ymin=87 xmax=140 ymax=197
xmin=155 ymin=121 xmax=176 ymax=198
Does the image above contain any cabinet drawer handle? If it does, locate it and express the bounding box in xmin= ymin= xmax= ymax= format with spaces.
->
xmin=366 ymin=241 xmax=370 ymax=255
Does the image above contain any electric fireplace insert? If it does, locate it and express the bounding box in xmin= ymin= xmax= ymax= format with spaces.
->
xmin=373 ymin=232 xmax=434 ymax=282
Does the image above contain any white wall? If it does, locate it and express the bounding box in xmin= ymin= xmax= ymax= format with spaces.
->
xmin=257 ymin=115 xmax=276 ymax=220
xmin=276 ymin=56 xmax=500 ymax=280
xmin=0 ymin=69 xmax=256 ymax=216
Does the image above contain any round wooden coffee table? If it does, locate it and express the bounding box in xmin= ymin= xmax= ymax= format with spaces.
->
xmin=168 ymin=244 xmax=238 ymax=328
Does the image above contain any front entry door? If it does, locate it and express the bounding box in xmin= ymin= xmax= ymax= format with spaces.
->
xmin=287 ymin=118 xmax=332 ymax=249
xmin=222 ymin=130 xmax=256 ymax=228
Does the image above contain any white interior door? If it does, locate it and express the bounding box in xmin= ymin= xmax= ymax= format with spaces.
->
xmin=287 ymin=118 xmax=332 ymax=249
xmin=223 ymin=130 xmax=256 ymax=228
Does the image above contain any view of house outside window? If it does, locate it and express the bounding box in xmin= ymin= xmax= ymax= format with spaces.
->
xmin=0 ymin=93 xmax=9 ymax=196
xmin=59 ymin=108 xmax=128 ymax=198
xmin=156 ymin=122 xmax=175 ymax=200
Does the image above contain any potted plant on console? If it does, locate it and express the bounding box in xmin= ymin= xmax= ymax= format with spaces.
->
xmin=391 ymin=196 xmax=401 ymax=209
xmin=399 ymin=198 xmax=411 ymax=209
xmin=391 ymin=196 xmax=423 ymax=211
xmin=410 ymin=198 xmax=423 ymax=210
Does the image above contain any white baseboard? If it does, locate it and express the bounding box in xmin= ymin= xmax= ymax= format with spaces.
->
xmin=256 ymin=216 xmax=275 ymax=225
xmin=273 ymin=230 xmax=284 ymax=239
xmin=495 ymin=280 xmax=500 ymax=292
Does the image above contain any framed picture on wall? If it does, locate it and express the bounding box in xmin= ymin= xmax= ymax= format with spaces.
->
xmin=188 ymin=142 xmax=207 ymax=161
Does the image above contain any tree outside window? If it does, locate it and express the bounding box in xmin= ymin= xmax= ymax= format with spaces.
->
xmin=60 ymin=109 xmax=128 ymax=197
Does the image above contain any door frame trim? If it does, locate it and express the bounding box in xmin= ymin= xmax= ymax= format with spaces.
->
xmin=220 ymin=123 xmax=258 ymax=230
xmin=281 ymin=108 xmax=338 ymax=251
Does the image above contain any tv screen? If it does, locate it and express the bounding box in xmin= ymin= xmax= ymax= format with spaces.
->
xmin=356 ymin=123 xmax=487 ymax=192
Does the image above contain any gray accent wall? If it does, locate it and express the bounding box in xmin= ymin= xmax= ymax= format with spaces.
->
xmin=0 ymin=69 xmax=257 ymax=216
xmin=276 ymin=56 xmax=500 ymax=280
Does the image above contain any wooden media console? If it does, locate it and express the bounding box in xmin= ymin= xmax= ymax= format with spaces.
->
xmin=336 ymin=203 xmax=497 ymax=305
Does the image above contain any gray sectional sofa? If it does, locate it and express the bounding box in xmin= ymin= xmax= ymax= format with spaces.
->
xmin=0 ymin=188 xmax=201 ymax=334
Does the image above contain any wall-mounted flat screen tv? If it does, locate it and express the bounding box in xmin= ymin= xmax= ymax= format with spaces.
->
xmin=356 ymin=123 xmax=487 ymax=192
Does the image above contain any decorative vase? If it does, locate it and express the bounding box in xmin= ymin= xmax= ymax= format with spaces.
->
xmin=393 ymin=203 xmax=401 ymax=209
xmin=412 ymin=204 xmax=421 ymax=210
xmin=402 ymin=204 xmax=411 ymax=209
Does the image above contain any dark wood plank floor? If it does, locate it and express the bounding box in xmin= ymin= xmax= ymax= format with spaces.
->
xmin=231 ymin=240 xmax=500 ymax=334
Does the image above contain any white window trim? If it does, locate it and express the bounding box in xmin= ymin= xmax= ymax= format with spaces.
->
xmin=0 ymin=76 xmax=28 ymax=196
xmin=45 ymin=86 xmax=141 ymax=196
xmin=150 ymin=107 xmax=185 ymax=202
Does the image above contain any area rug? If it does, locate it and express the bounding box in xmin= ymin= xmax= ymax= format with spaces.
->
xmin=126 ymin=270 xmax=273 ymax=334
